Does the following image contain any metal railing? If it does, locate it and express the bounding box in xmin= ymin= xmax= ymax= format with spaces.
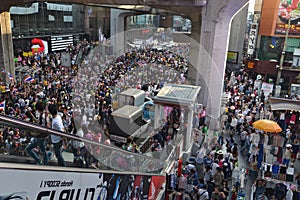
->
xmin=0 ymin=114 xmax=168 ymax=174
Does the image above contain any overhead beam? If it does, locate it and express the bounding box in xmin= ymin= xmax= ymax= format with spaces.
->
xmin=1 ymin=0 xmax=207 ymax=12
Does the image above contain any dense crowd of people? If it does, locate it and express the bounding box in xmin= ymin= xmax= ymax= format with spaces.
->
xmin=0 ymin=35 xmax=299 ymax=198
xmin=174 ymin=69 xmax=300 ymax=200
xmin=0 ymin=40 xmax=190 ymax=168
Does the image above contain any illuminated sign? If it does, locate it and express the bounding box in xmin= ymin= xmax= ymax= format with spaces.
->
xmin=51 ymin=35 xmax=73 ymax=52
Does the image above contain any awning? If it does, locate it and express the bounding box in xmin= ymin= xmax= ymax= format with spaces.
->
xmin=269 ymin=97 xmax=300 ymax=111
xmin=152 ymin=83 xmax=200 ymax=106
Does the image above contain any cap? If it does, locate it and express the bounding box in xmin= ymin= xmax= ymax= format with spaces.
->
xmin=286 ymin=144 xmax=292 ymax=148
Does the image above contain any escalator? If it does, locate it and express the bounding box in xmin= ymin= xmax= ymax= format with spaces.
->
xmin=0 ymin=114 xmax=167 ymax=174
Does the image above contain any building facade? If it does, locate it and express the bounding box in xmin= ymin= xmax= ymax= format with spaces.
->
xmin=10 ymin=2 xmax=110 ymax=54
xmin=245 ymin=0 xmax=300 ymax=95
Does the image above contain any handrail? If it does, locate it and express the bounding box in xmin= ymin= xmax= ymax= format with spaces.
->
xmin=0 ymin=114 xmax=166 ymax=173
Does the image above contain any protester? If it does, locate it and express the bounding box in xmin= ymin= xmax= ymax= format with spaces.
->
xmin=48 ymin=103 xmax=66 ymax=167
xmin=25 ymin=101 xmax=49 ymax=165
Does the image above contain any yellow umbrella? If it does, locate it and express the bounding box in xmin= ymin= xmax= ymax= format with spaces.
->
xmin=252 ymin=119 xmax=282 ymax=133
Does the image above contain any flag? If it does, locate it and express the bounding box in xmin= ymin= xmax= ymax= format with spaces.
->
xmin=0 ymin=100 xmax=5 ymax=111
xmin=7 ymin=72 xmax=14 ymax=81
xmin=24 ymin=75 xmax=35 ymax=83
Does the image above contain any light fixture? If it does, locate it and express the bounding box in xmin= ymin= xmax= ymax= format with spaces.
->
xmin=118 ymin=5 xmax=146 ymax=10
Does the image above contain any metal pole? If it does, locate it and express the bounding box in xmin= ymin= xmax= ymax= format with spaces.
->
xmin=276 ymin=18 xmax=291 ymax=85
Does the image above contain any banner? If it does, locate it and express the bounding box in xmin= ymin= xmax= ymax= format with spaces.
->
xmin=261 ymin=82 xmax=274 ymax=98
xmin=61 ymin=52 xmax=71 ymax=67
xmin=0 ymin=168 xmax=165 ymax=200
xmin=247 ymin=23 xmax=258 ymax=55
xmin=275 ymin=0 xmax=300 ymax=35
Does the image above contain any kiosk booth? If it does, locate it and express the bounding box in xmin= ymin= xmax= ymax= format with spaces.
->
xmin=152 ymin=83 xmax=201 ymax=152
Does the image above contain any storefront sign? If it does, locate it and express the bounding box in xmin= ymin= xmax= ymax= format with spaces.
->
xmin=247 ymin=61 xmax=255 ymax=69
xmin=31 ymin=38 xmax=49 ymax=54
xmin=247 ymin=23 xmax=258 ymax=55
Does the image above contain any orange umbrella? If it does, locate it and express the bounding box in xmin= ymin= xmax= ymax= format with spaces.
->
xmin=252 ymin=119 xmax=282 ymax=133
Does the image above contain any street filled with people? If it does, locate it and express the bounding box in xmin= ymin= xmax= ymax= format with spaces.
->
xmin=0 ymin=37 xmax=299 ymax=199
xmin=166 ymin=69 xmax=300 ymax=199
xmin=0 ymin=40 xmax=190 ymax=168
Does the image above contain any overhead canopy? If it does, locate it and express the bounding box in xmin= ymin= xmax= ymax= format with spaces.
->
xmin=269 ymin=97 xmax=300 ymax=111
xmin=152 ymin=83 xmax=200 ymax=106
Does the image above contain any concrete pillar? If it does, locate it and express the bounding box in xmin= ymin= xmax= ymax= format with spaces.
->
xmin=187 ymin=12 xmax=202 ymax=85
xmin=84 ymin=6 xmax=90 ymax=37
xmin=192 ymin=0 xmax=249 ymax=130
xmin=185 ymin=108 xmax=194 ymax=150
xmin=0 ymin=12 xmax=14 ymax=83
xmin=154 ymin=104 xmax=161 ymax=129
xmin=110 ymin=9 xmax=128 ymax=56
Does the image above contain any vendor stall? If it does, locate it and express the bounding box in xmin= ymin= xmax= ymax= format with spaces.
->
xmin=250 ymin=118 xmax=300 ymax=199
xmin=251 ymin=177 xmax=299 ymax=200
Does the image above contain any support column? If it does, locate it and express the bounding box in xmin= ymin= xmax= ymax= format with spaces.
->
xmin=110 ymin=9 xmax=128 ymax=56
xmin=192 ymin=0 xmax=249 ymax=130
xmin=187 ymin=12 xmax=202 ymax=86
xmin=0 ymin=12 xmax=14 ymax=83
xmin=154 ymin=104 xmax=161 ymax=129
xmin=84 ymin=6 xmax=90 ymax=37
xmin=184 ymin=108 xmax=194 ymax=151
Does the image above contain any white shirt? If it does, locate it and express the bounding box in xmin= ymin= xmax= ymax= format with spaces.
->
xmin=252 ymin=133 xmax=260 ymax=146
xmin=51 ymin=115 xmax=64 ymax=144
xmin=280 ymin=112 xmax=285 ymax=120
xmin=231 ymin=118 xmax=238 ymax=128
xmin=73 ymin=128 xmax=85 ymax=149
xmin=198 ymin=189 xmax=209 ymax=200
xmin=211 ymin=162 xmax=219 ymax=175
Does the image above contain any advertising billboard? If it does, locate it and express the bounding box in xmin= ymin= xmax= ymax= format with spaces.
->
xmin=0 ymin=168 xmax=165 ymax=200
xmin=227 ymin=51 xmax=239 ymax=64
xmin=275 ymin=0 xmax=300 ymax=35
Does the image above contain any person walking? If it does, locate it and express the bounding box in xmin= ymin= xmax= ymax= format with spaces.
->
xmin=25 ymin=102 xmax=49 ymax=165
xmin=48 ymin=103 xmax=66 ymax=167
xmin=71 ymin=116 xmax=91 ymax=168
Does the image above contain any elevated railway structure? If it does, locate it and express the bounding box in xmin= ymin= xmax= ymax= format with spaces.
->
xmin=0 ymin=0 xmax=250 ymax=131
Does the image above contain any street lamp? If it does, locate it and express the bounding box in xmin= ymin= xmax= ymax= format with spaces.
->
xmin=275 ymin=18 xmax=291 ymax=97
